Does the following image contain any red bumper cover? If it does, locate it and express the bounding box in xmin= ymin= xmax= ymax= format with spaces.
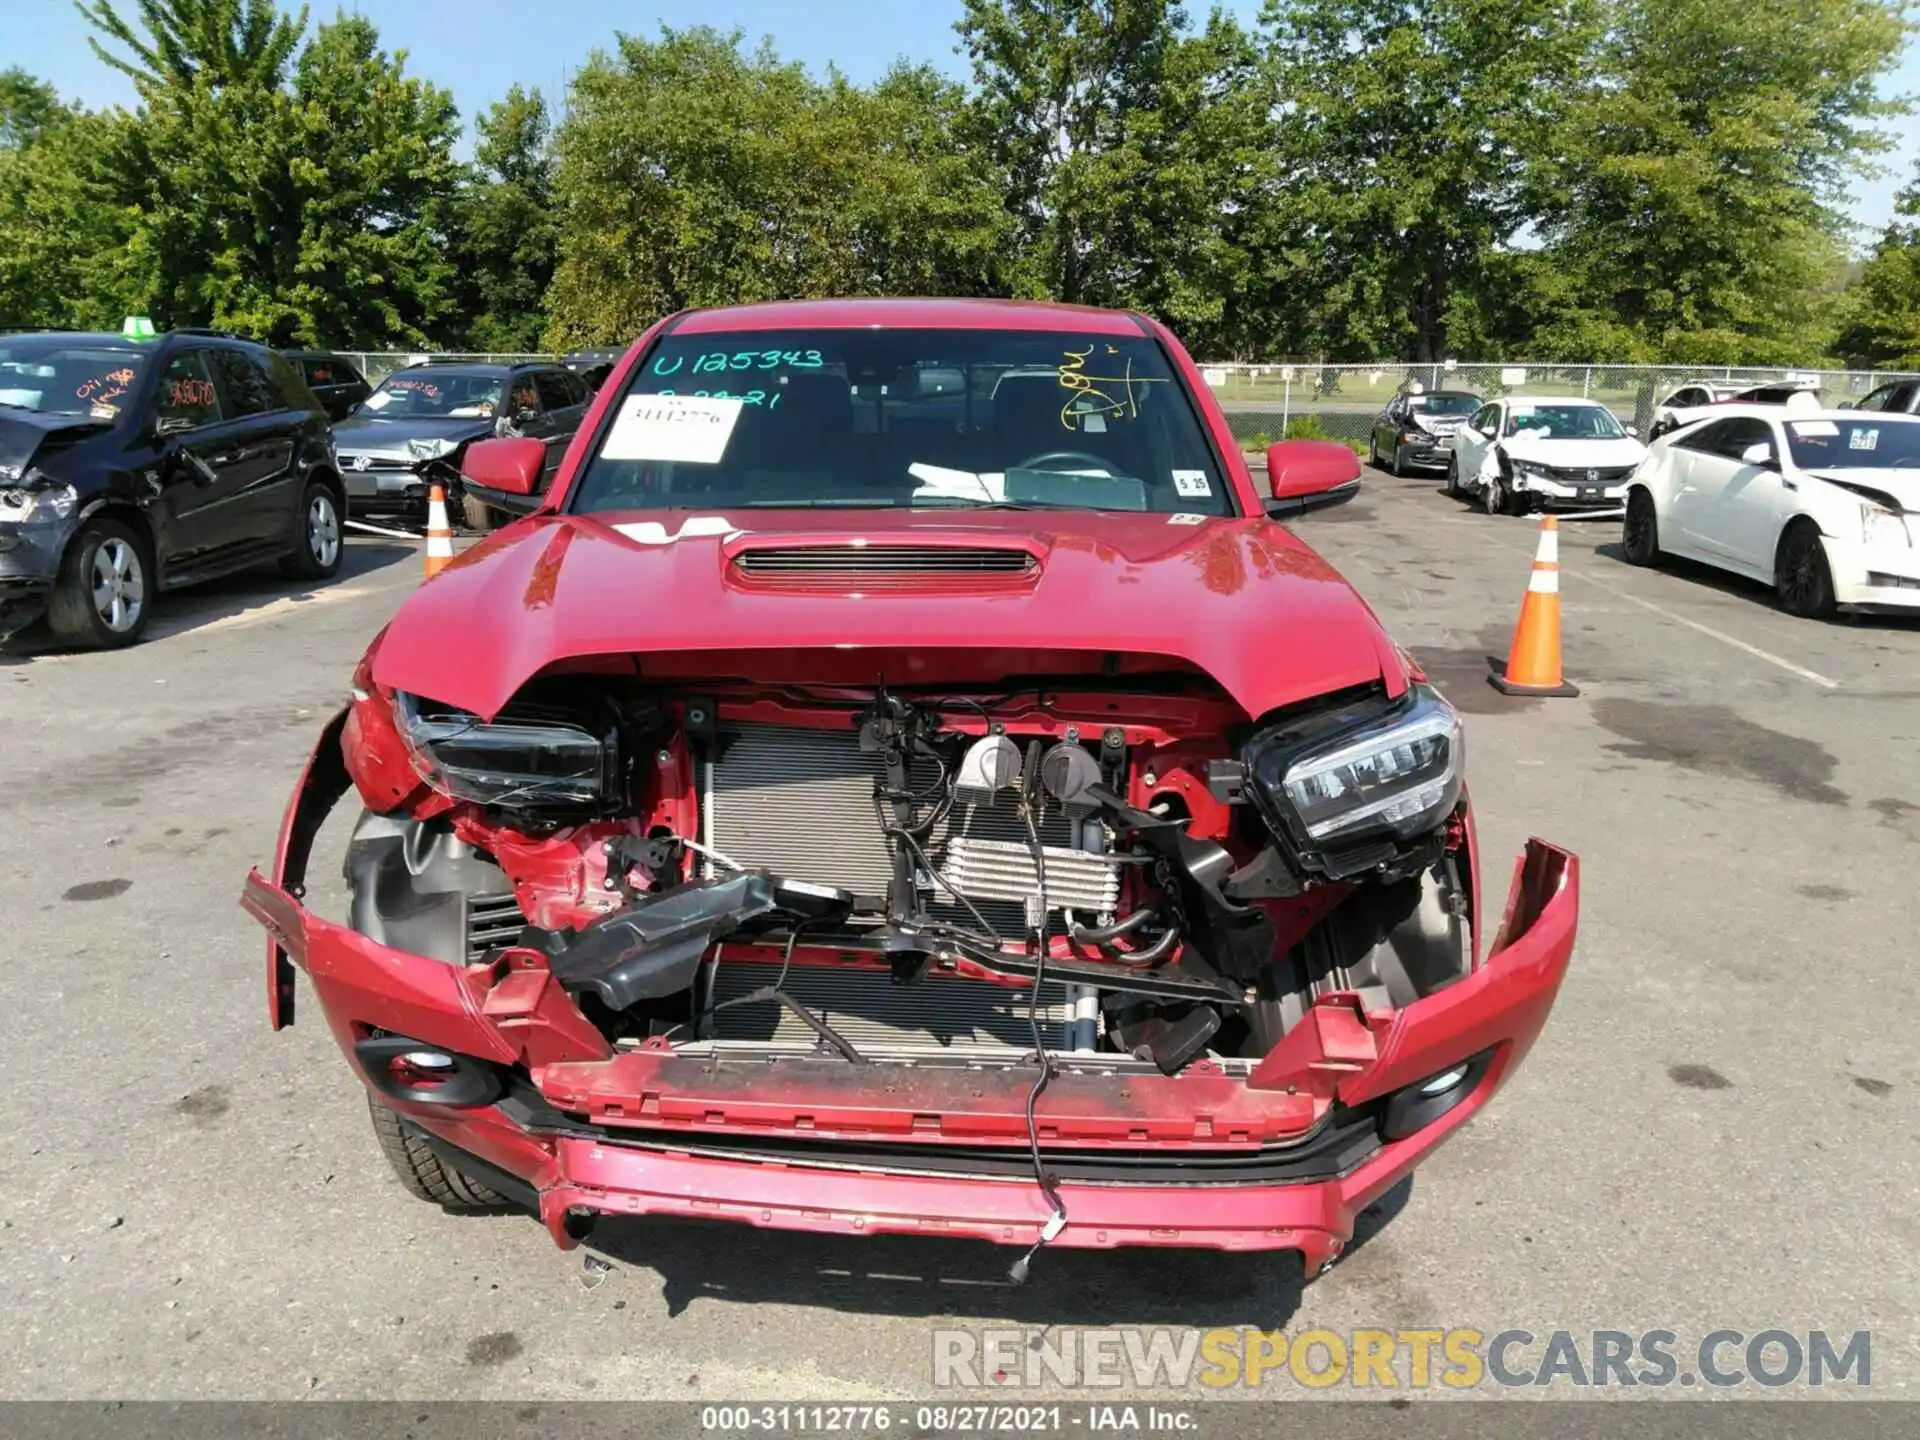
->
xmin=241 ymin=830 xmax=1575 ymax=1267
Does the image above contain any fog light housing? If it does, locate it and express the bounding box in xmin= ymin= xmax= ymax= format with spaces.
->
xmin=1382 ymin=1050 xmax=1492 ymax=1141
xmin=1419 ymin=1064 xmax=1471 ymax=1097
xmin=354 ymin=1033 xmax=503 ymax=1107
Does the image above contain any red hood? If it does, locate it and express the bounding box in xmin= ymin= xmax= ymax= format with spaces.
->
xmin=369 ymin=509 xmax=1406 ymax=720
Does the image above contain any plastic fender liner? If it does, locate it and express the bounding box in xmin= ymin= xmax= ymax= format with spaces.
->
xmin=241 ymin=705 xmax=351 ymax=1029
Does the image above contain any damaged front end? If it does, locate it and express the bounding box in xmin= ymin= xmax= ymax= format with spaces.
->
xmin=242 ymin=652 xmax=1577 ymax=1269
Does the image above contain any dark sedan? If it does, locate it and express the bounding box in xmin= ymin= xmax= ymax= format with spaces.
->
xmin=1369 ymin=388 xmax=1481 ymax=475
xmin=331 ymin=361 xmax=590 ymax=529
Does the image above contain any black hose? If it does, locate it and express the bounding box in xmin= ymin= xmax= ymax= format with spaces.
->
xmin=1068 ymin=909 xmax=1156 ymax=947
xmin=1009 ymin=805 xmax=1068 ymax=1284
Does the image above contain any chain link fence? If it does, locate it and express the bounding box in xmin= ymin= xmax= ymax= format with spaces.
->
xmin=340 ymin=351 xmax=554 ymax=384
xmin=338 ymin=352 xmax=1920 ymax=446
xmin=1195 ymin=362 xmax=1920 ymax=446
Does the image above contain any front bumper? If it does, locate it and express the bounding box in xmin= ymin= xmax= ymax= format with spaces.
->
xmin=1395 ymin=436 xmax=1457 ymax=470
xmin=340 ymin=459 xmax=430 ymax=511
xmin=240 ymin=722 xmax=1578 ymax=1263
xmin=0 ymin=516 xmax=77 ymax=635
xmin=1823 ymin=531 xmax=1920 ymax=610
xmin=1510 ymin=474 xmax=1629 ymax=510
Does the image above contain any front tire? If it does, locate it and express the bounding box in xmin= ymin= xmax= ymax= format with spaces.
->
xmin=367 ymin=1092 xmax=507 ymax=1210
xmin=1482 ymin=470 xmax=1508 ymax=517
xmin=1622 ymin=488 xmax=1661 ymax=566
xmin=47 ymin=516 xmax=150 ymax=648
xmin=1387 ymin=443 xmax=1405 ymax=477
xmin=282 ymin=481 xmax=344 ymax=581
xmin=1444 ymin=455 xmax=1461 ymax=497
xmin=1776 ymin=522 xmax=1837 ymax=620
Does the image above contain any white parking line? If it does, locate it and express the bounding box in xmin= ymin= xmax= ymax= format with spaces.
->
xmin=1364 ymin=509 xmax=1843 ymax=689
xmin=1565 ymin=567 xmax=1841 ymax=689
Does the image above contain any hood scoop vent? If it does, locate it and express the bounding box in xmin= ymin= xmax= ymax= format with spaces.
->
xmin=724 ymin=539 xmax=1045 ymax=594
xmin=733 ymin=544 xmax=1039 ymax=576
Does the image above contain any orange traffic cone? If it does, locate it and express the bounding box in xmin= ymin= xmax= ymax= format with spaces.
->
xmin=1489 ymin=515 xmax=1578 ymax=697
xmin=424 ymin=482 xmax=455 ymax=579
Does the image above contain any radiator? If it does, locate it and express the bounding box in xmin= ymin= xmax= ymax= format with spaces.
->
xmin=701 ymin=723 xmax=1092 ymax=934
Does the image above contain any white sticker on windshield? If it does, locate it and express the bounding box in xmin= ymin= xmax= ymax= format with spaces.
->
xmin=1849 ymin=428 xmax=1879 ymax=451
xmin=1169 ymin=512 xmax=1206 ymax=525
xmin=362 ymin=391 xmax=392 ymax=411
xmin=1172 ymin=469 xmax=1212 ymax=498
xmin=1789 ymin=420 xmax=1839 ymax=438
xmin=602 ymin=394 xmax=745 ymax=464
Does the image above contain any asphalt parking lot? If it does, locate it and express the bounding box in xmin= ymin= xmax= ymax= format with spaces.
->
xmin=2 ymin=468 xmax=1916 ymax=1402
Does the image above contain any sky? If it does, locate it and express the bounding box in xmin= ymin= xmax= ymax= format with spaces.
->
xmin=8 ymin=0 xmax=1917 ymax=242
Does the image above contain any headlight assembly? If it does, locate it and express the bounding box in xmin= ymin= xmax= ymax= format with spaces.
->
xmin=406 ymin=436 xmax=458 ymax=462
xmin=0 ymin=480 xmax=77 ymax=524
xmin=394 ymin=690 xmax=615 ymax=808
xmin=1508 ymin=458 xmax=1550 ymax=479
xmin=1860 ymin=501 xmax=1911 ymax=549
xmin=1243 ymin=686 xmax=1464 ymax=876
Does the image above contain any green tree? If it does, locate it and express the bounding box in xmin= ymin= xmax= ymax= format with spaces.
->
xmin=1255 ymin=0 xmax=1597 ymax=362
xmin=76 ymin=0 xmax=304 ymax=91
xmin=1533 ymin=0 xmax=1911 ymax=364
xmin=0 ymin=73 xmax=136 ymax=328
xmin=77 ymin=0 xmax=460 ymax=345
xmin=956 ymin=0 xmax=1267 ymax=342
xmin=449 ymin=86 xmax=558 ymax=352
xmin=545 ymin=27 xmax=1008 ymax=347
xmin=1837 ymin=166 xmax=1920 ymax=367
xmin=0 ymin=69 xmax=67 ymax=147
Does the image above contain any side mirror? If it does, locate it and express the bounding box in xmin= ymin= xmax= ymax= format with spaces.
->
xmin=1740 ymin=441 xmax=1777 ymax=468
xmin=462 ymin=436 xmax=546 ymax=496
xmin=1624 ymin=423 xmax=1639 ymax=437
xmin=1262 ymin=440 xmax=1362 ymax=518
xmin=154 ymin=415 xmax=194 ymax=438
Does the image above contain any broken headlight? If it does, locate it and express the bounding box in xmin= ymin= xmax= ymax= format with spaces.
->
xmin=393 ymin=690 xmax=614 ymax=808
xmin=1244 ymin=686 xmax=1463 ymax=872
xmin=0 ymin=480 xmax=77 ymax=524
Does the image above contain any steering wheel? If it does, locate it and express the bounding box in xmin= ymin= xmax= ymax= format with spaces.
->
xmin=1012 ymin=450 xmax=1118 ymax=474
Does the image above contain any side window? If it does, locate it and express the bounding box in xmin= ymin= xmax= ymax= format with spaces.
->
xmin=1469 ymin=405 xmax=1495 ymax=435
xmin=1888 ymin=383 xmax=1919 ymax=414
xmin=151 ymin=350 xmax=223 ymax=432
xmin=507 ymin=375 xmax=542 ymax=419
xmin=1674 ymin=419 xmax=1733 ymax=456
xmin=209 ymin=347 xmax=280 ymax=417
xmin=1726 ymin=418 xmax=1776 ymax=461
xmin=264 ymin=353 xmax=314 ymax=412
xmin=566 ymin=370 xmax=591 ymax=405
xmin=534 ymin=371 xmax=576 ymax=412
xmin=301 ymin=358 xmax=338 ymax=388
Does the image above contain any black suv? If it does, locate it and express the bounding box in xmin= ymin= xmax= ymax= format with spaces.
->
xmin=283 ymin=349 xmax=372 ymax=421
xmin=331 ymin=360 xmax=591 ymax=529
xmin=0 ymin=324 xmax=345 ymax=649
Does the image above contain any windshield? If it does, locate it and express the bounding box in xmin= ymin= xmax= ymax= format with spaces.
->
xmin=1785 ymin=417 xmax=1920 ymax=471
xmin=568 ymin=328 xmax=1233 ymax=516
xmin=1504 ymin=404 xmax=1625 ymax=440
xmin=1410 ymin=393 xmax=1478 ymax=416
xmin=361 ymin=370 xmax=504 ymax=419
xmin=0 ymin=337 xmax=146 ymax=418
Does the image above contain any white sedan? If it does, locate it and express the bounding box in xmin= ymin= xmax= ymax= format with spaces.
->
xmin=1446 ymin=396 xmax=1646 ymax=516
xmin=1622 ymin=407 xmax=1920 ymax=618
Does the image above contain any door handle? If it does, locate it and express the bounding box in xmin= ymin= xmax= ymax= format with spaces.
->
xmin=210 ymin=451 xmax=242 ymax=466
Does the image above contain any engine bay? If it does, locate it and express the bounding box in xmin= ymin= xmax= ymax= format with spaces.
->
xmin=344 ymin=668 xmax=1476 ymax=1079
